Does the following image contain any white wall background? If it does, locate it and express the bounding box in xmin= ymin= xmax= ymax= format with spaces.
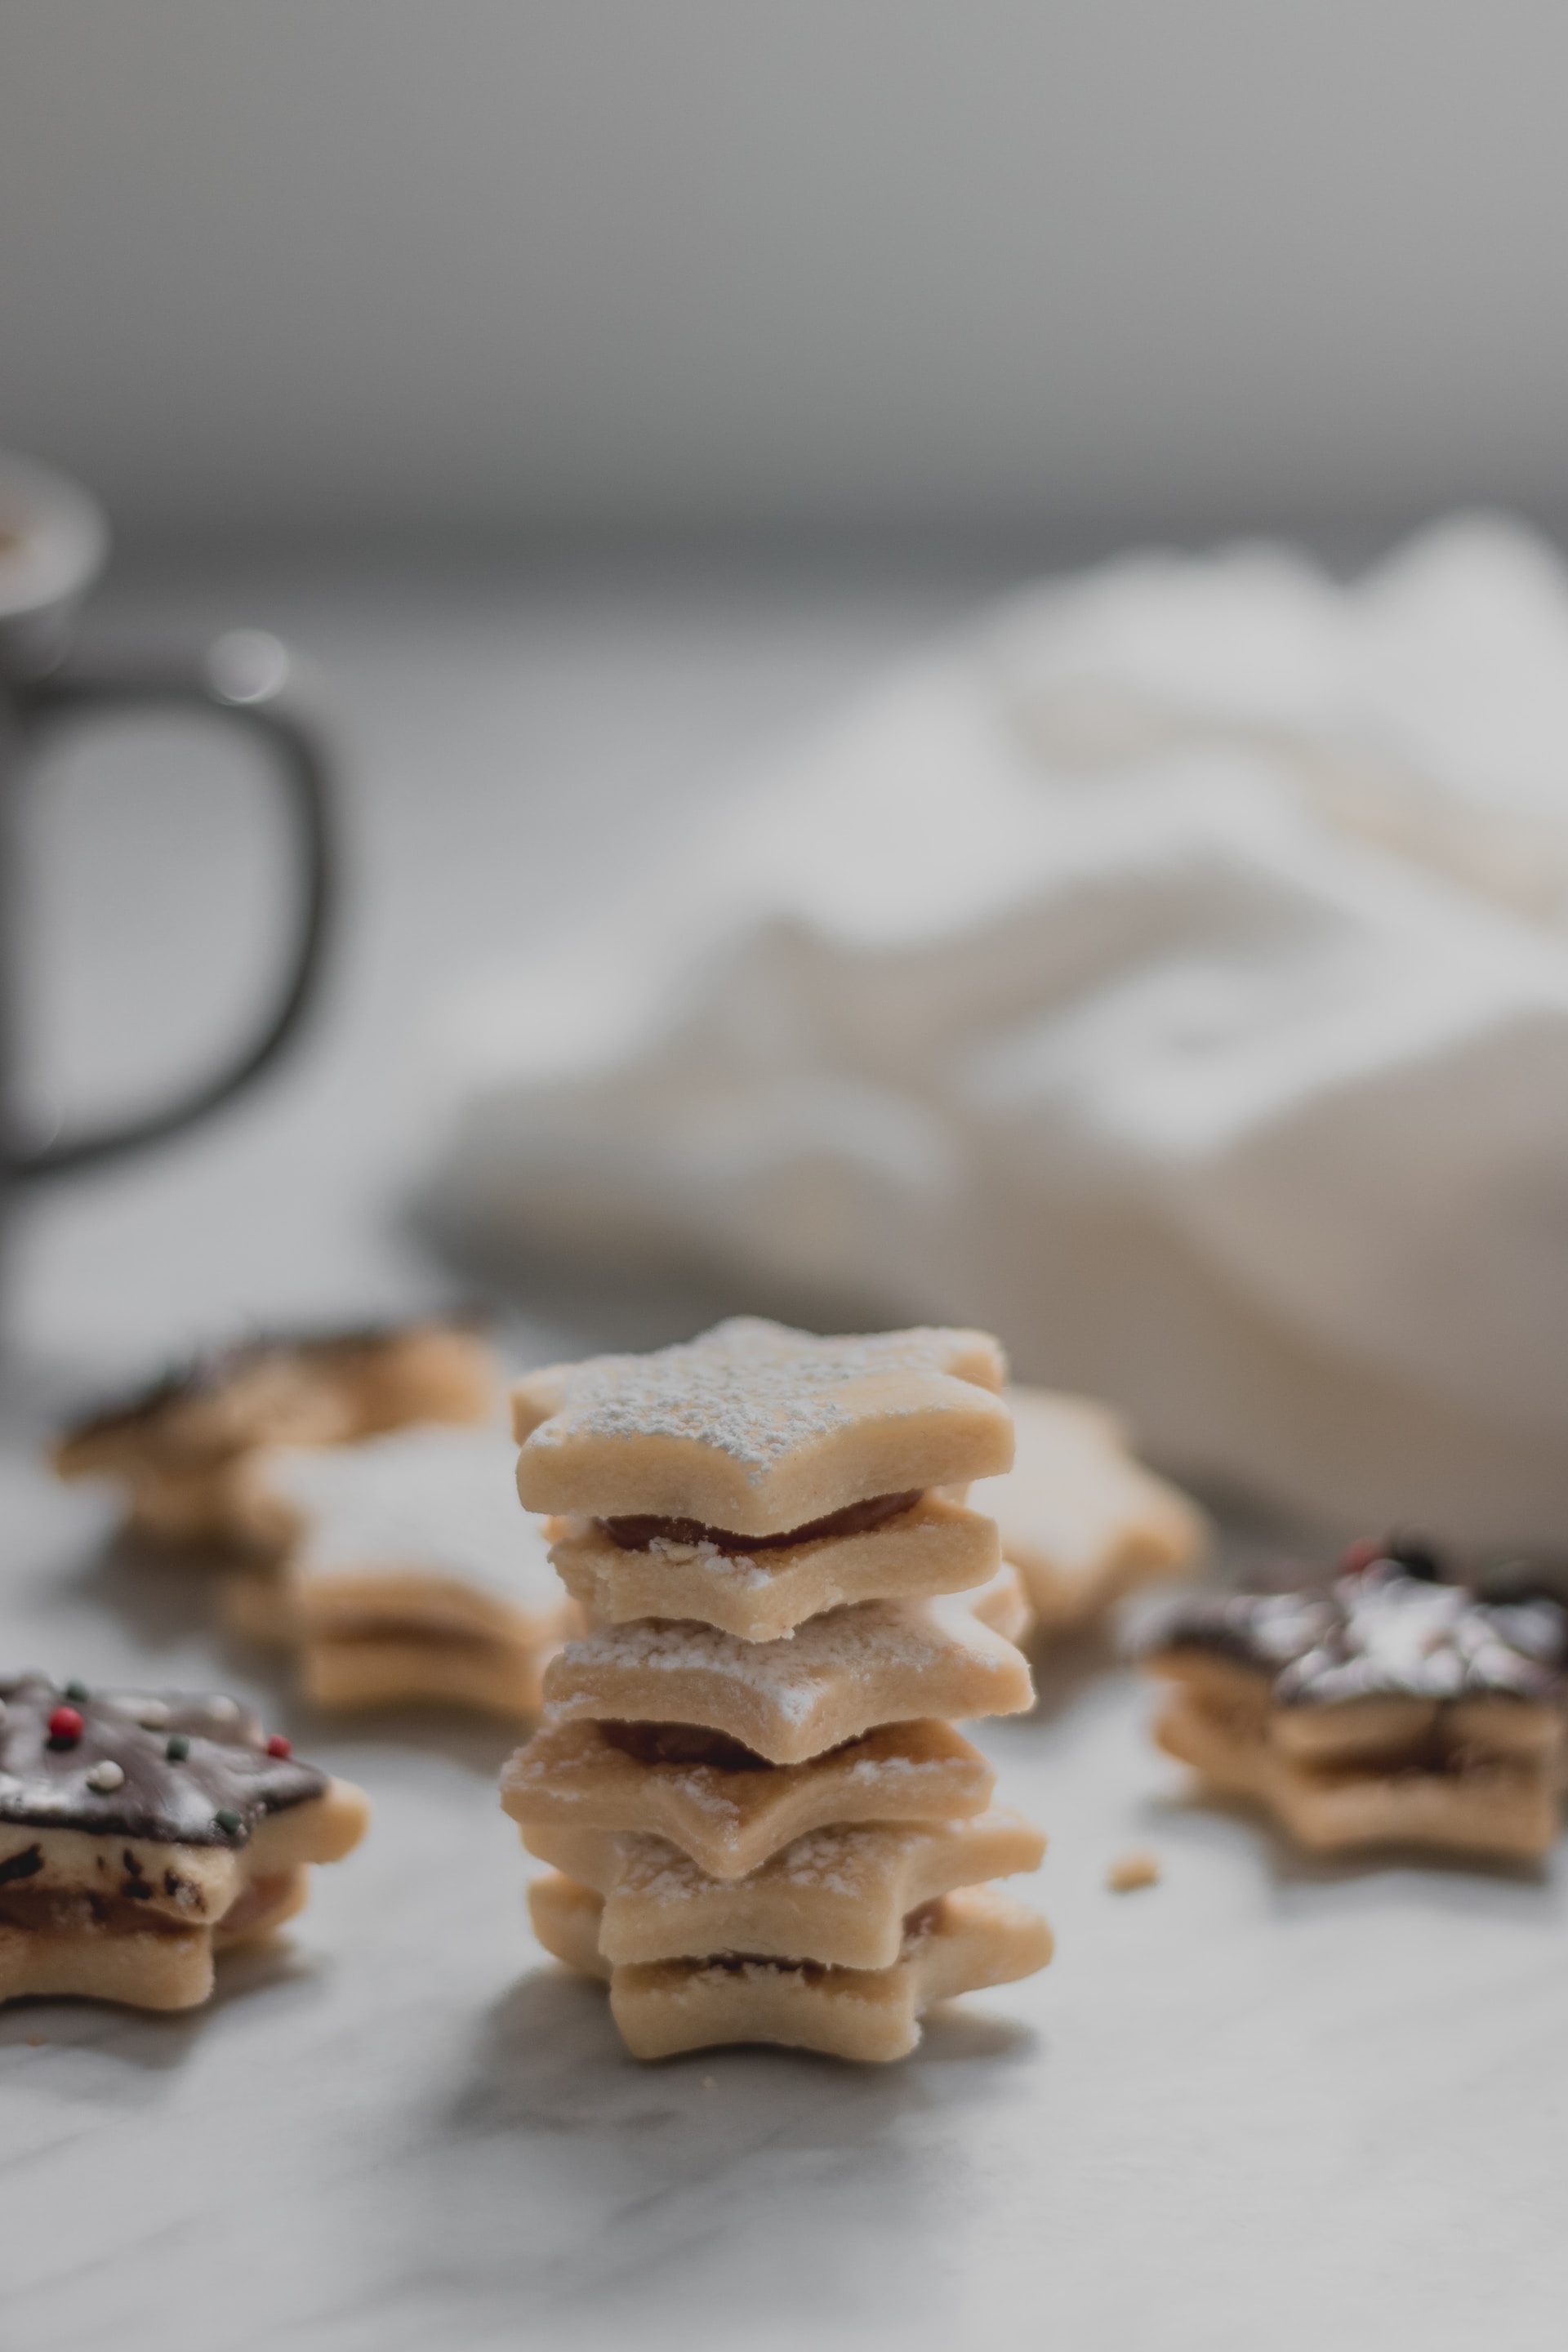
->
xmin=3 ymin=0 xmax=1568 ymax=544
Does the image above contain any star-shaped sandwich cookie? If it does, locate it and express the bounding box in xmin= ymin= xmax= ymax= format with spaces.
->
xmin=523 ymin=1806 xmax=1044 ymax=1970
xmin=546 ymin=1488 xmax=1000 ymax=1645
xmin=1139 ymin=1544 xmax=1568 ymax=1860
xmin=541 ymin=1596 xmax=1031 ymax=1766
xmin=0 ymin=1673 xmax=368 ymax=2008
xmin=529 ymin=1873 xmax=1053 ymax=2064
xmin=513 ymin=1317 xmax=1012 ymax=1535
xmin=501 ymin=1717 xmax=996 ymax=1882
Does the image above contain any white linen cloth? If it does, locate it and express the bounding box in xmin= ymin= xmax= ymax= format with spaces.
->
xmin=425 ymin=519 xmax=1568 ymax=1543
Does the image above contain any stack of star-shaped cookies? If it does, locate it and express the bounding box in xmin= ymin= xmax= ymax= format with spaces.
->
xmin=501 ymin=1317 xmax=1052 ymax=2061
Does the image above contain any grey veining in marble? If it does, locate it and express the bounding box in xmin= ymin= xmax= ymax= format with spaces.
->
xmin=3 ymin=559 xmax=1566 ymax=2352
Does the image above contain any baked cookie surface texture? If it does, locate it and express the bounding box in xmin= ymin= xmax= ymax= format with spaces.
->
xmin=0 ymin=1673 xmax=368 ymax=2008
xmin=503 ymin=1317 xmax=1050 ymax=2060
xmin=1139 ymin=1543 xmax=1568 ymax=1860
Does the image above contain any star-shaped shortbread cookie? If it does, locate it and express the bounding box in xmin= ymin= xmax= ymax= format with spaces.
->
xmin=523 ymin=1807 xmax=1044 ymax=1970
xmin=531 ymin=1873 xmax=1053 ymax=2061
xmin=0 ymin=1675 xmax=368 ymax=2010
xmin=542 ymin=1595 xmax=1033 ymax=1766
xmin=966 ymin=1388 xmax=1207 ymax=1632
xmin=546 ymin=1490 xmax=998 ymax=1644
xmin=502 ymin=1716 xmax=995 ymax=1881
xmin=513 ymin=1318 xmax=1011 ymax=1535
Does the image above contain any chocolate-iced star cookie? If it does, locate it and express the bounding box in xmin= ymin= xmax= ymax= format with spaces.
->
xmin=531 ymin=1874 xmax=1053 ymax=2062
xmin=513 ymin=1317 xmax=1011 ymax=1536
xmin=966 ymin=1388 xmax=1207 ymax=1633
xmin=54 ymin=1319 xmax=495 ymax=1548
xmin=1139 ymin=1546 xmax=1568 ymax=1860
xmin=229 ymin=1422 xmax=575 ymax=1717
xmin=0 ymin=1674 xmax=369 ymax=2008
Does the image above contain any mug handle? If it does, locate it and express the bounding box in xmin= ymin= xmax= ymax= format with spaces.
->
xmin=8 ymin=631 xmax=335 ymax=1181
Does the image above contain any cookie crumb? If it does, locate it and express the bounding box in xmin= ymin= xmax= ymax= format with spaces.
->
xmin=1107 ymin=1850 xmax=1160 ymax=1893
xmin=702 ymin=2074 xmax=717 ymax=2089
xmin=26 ymin=2034 xmax=44 ymax=2047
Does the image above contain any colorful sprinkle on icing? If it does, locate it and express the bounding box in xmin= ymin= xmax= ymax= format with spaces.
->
xmin=0 ymin=1676 xmax=329 ymax=1847
xmin=265 ymin=1734 xmax=292 ymax=1758
xmin=213 ymin=1807 xmax=243 ymax=1835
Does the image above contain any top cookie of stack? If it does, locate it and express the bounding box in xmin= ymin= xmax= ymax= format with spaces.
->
xmin=535 ymin=1316 xmax=1016 ymax=1642
xmin=504 ymin=1317 xmax=1050 ymax=2062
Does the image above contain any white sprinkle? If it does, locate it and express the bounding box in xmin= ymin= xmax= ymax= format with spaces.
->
xmin=138 ymin=1702 xmax=170 ymax=1729
xmin=87 ymin=1760 xmax=125 ymax=1793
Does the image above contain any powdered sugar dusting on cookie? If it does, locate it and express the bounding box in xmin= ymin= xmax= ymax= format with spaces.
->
xmin=528 ymin=1317 xmax=984 ymax=1481
xmin=557 ymin=1597 xmax=1002 ymax=1723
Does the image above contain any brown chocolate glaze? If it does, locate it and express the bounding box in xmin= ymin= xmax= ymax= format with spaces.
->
xmin=1139 ymin=1557 xmax=1568 ymax=1708
xmin=599 ymin=1488 xmax=924 ymax=1557
xmin=0 ymin=1674 xmax=326 ymax=1846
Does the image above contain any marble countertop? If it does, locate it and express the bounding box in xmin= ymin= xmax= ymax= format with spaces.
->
xmin=4 ymin=555 xmax=1563 ymax=2352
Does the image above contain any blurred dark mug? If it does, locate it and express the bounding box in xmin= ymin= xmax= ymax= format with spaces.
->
xmin=0 ymin=452 xmax=333 ymax=1189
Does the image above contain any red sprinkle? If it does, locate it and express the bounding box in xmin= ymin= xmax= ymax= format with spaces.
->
xmin=47 ymin=1706 xmax=84 ymax=1746
xmin=1338 ymin=1537 xmax=1386 ymax=1577
xmin=265 ymin=1734 xmax=292 ymax=1758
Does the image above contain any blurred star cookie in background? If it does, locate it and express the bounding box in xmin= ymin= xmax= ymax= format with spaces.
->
xmin=966 ymin=1388 xmax=1208 ymax=1636
xmin=1138 ymin=1542 xmax=1568 ymax=1862
xmin=53 ymin=1319 xmax=496 ymax=1550
xmin=229 ymin=1420 xmax=575 ymax=1716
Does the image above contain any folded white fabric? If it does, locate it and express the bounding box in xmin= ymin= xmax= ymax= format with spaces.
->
xmin=425 ymin=517 xmax=1568 ymax=1543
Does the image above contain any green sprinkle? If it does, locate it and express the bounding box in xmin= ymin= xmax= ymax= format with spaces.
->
xmin=63 ymin=1680 xmax=88 ymax=1702
xmin=213 ymin=1807 xmax=243 ymax=1836
xmin=165 ymin=1734 xmax=190 ymax=1762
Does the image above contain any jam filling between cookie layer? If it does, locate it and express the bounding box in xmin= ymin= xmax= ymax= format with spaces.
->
xmin=599 ymin=1489 xmax=924 ymax=1557
xmin=599 ymin=1718 xmax=929 ymax=1776
xmin=602 ymin=1721 xmax=775 ymax=1772
xmin=688 ymin=1899 xmax=947 ymax=1978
